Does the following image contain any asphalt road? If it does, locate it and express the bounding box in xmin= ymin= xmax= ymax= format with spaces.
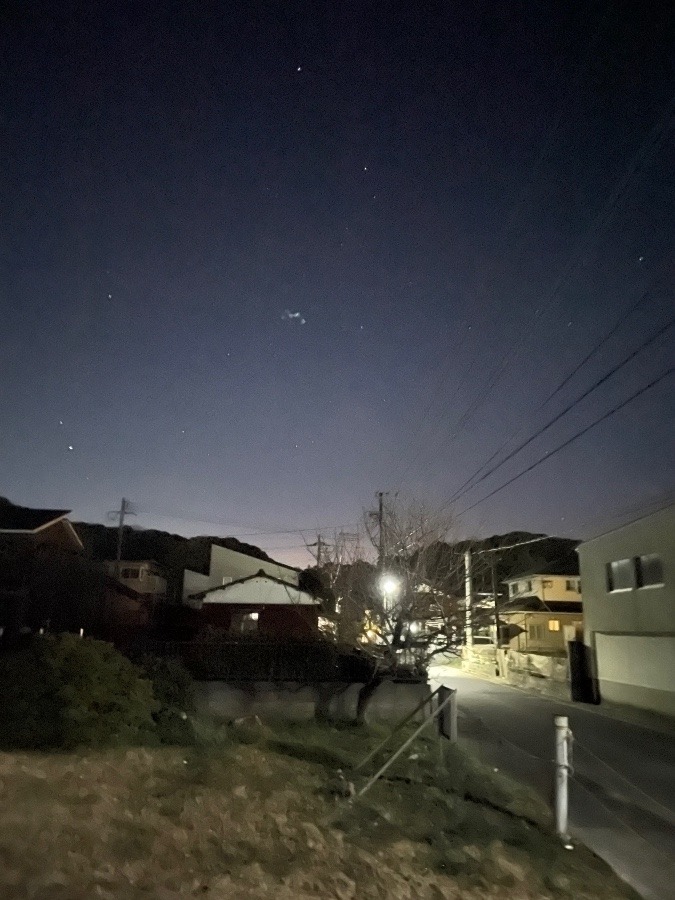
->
xmin=429 ymin=668 xmax=675 ymax=900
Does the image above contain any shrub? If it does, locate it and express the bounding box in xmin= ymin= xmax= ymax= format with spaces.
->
xmin=0 ymin=634 xmax=156 ymax=750
xmin=137 ymin=654 xmax=197 ymax=745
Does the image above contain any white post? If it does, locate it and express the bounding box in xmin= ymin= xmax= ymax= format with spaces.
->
xmin=464 ymin=549 xmax=473 ymax=647
xmin=554 ymin=715 xmax=570 ymax=840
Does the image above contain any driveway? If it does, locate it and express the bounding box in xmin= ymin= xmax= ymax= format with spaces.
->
xmin=429 ymin=667 xmax=675 ymax=900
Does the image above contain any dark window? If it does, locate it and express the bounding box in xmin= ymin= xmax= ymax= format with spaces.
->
xmin=606 ymin=559 xmax=633 ymax=592
xmin=635 ymin=554 xmax=664 ymax=588
xmin=121 ymin=567 xmax=140 ymax=579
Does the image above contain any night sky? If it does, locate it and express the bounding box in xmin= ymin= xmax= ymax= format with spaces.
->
xmin=2 ymin=1 xmax=674 ymax=566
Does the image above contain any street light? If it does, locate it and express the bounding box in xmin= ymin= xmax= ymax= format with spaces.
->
xmin=380 ymin=574 xmax=400 ymax=612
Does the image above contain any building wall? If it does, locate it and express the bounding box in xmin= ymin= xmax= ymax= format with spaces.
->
xmin=210 ymin=545 xmax=298 ymax=587
xmin=201 ymin=577 xmax=315 ymax=607
xmin=503 ymin=611 xmax=582 ymax=653
xmin=578 ymin=503 xmax=675 ymax=716
xmin=507 ymin=574 xmax=581 ymax=602
xmin=196 ymin=602 xmax=318 ymax=640
xmin=183 ymin=544 xmax=299 ymax=599
xmin=104 ymin=561 xmax=167 ymax=596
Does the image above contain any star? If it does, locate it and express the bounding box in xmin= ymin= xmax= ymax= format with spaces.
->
xmin=67 ymin=445 xmax=74 ymax=451
xmin=296 ymin=66 xmax=302 ymax=72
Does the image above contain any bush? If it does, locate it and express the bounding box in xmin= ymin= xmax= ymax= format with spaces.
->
xmin=0 ymin=634 xmax=156 ymax=750
xmin=137 ymin=654 xmax=197 ymax=745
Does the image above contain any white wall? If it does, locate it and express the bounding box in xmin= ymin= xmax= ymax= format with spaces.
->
xmin=578 ymin=503 xmax=675 ymax=715
xmin=578 ymin=504 xmax=675 ymax=637
xmin=183 ymin=543 xmax=299 ymax=599
xmin=507 ymin=575 xmax=581 ymax=603
xmin=201 ymin=576 xmax=318 ymax=607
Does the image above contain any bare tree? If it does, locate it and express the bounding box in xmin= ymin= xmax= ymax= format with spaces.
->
xmin=361 ymin=497 xmax=489 ymax=672
xmin=304 ymin=529 xmax=374 ymax=643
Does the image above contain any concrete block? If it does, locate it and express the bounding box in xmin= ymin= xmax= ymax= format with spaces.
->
xmin=361 ymin=680 xmax=431 ymax=725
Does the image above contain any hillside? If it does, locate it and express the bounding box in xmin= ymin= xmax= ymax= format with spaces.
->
xmin=0 ymin=720 xmax=637 ymax=900
xmin=74 ymin=522 xmax=286 ymax=600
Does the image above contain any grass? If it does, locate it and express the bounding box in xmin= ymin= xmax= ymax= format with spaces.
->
xmin=0 ymin=717 xmax=640 ymax=899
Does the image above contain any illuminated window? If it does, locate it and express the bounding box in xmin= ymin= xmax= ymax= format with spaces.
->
xmin=548 ymin=619 xmax=560 ymax=632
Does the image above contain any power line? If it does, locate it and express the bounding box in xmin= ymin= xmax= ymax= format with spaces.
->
xmin=390 ymin=5 xmax=610 ymax=493
xmin=446 ymin=315 xmax=675 ymax=507
xmin=133 ymin=506 xmax=358 ymax=538
xmin=456 ymin=365 xmax=675 ymax=516
xmin=448 ymin=261 xmax=674 ymax=502
xmin=393 ymin=91 xmax=675 ymax=494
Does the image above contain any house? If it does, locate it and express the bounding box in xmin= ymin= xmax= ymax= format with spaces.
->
xmin=104 ymin=560 xmax=167 ymax=598
xmin=577 ymin=502 xmax=675 ymax=717
xmin=0 ymin=500 xmax=84 ymax=636
xmin=182 ymin=543 xmax=299 ymax=600
xmin=500 ymin=557 xmax=583 ymax=653
xmin=0 ymin=500 xmax=83 ymax=553
xmin=185 ymin=572 xmax=320 ymax=641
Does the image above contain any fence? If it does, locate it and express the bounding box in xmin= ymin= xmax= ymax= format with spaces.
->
xmin=132 ymin=638 xmax=379 ymax=683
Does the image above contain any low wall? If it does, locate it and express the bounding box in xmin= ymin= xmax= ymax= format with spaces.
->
xmin=196 ymin=679 xmax=431 ymax=725
xmin=463 ymin=647 xmax=571 ymax=701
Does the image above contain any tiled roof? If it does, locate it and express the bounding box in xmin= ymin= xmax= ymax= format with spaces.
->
xmin=501 ymin=596 xmax=582 ymax=614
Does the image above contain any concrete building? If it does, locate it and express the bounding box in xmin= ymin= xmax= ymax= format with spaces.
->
xmin=182 ymin=543 xmax=299 ymax=600
xmin=104 ymin=559 xmax=167 ymax=597
xmin=577 ymin=503 xmax=675 ymax=716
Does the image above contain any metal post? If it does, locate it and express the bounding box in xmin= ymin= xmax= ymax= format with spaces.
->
xmin=554 ymin=715 xmax=571 ymax=840
xmin=437 ymin=685 xmax=457 ymax=743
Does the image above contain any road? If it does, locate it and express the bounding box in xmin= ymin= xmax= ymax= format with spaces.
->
xmin=430 ymin=667 xmax=675 ymax=900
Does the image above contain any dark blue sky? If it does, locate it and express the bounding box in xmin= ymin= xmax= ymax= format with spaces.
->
xmin=2 ymin=1 xmax=674 ymax=565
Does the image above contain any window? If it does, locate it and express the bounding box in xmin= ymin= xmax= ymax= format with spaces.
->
xmin=565 ymin=579 xmax=579 ymax=592
xmin=121 ymin=567 xmax=140 ymax=579
xmin=526 ymin=580 xmax=533 ymax=593
xmin=240 ymin=612 xmax=259 ymax=634
xmin=548 ymin=619 xmax=560 ymax=632
xmin=606 ymin=559 xmax=633 ymax=592
xmin=509 ymin=584 xmax=516 ymax=596
xmin=635 ymin=554 xmax=663 ymax=588
xmin=529 ymin=624 xmax=544 ymax=641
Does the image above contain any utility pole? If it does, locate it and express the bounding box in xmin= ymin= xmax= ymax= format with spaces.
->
xmin=316 ymin=534 xmax=323 ymax=568
xmin=492 ymin=558 xmax=500 ymax=648
xmin=115 ymin=498 xmax=135 ymax=577
xmin=464 ymin=548 xmax=473 ymax=647
xmin=377 ymin=491 xmax=386 ymax=570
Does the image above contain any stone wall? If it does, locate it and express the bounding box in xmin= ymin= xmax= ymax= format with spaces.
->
xmin=462 ymin=646 xmax=571 ymax=701
xmin=195 ymin=679 xmax=431 ymax=725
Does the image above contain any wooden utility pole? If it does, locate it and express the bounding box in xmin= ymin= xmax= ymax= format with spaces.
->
xmin=316 ymin=534 xmax=323 ymax=568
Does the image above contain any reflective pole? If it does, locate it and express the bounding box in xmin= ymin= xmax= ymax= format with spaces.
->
xmin=554 ymin=715 xmax=571 ymax=841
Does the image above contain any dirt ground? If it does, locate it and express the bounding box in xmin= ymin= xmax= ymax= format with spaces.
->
xmin=0 ymin=721 xmax=640 ymax=899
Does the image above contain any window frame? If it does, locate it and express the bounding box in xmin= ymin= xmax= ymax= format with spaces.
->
xmin=635 ymin=554 xmax=664 ymax=589
xmin=606 ymin=558 xmax=634 ymax=593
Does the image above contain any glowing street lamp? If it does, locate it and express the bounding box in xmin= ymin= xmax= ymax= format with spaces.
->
xmin=380 ymin=574 xmax=400 ymax=611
